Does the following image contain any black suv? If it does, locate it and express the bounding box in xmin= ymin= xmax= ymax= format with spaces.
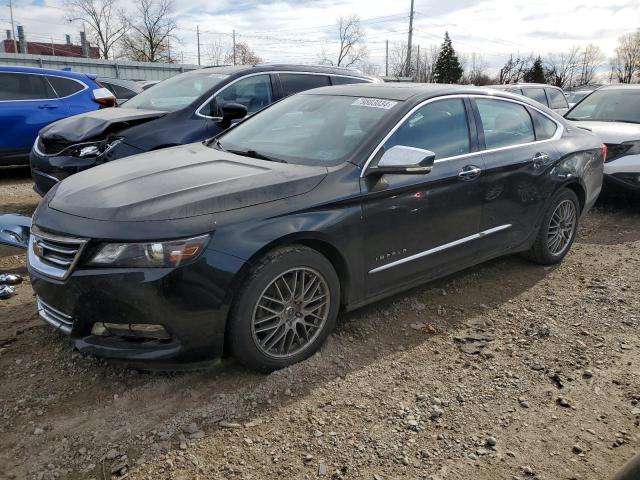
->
xmin=30 ymin=64 xmax=380 ymax=195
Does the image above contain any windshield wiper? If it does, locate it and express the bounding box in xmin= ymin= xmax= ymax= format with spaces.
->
xmin=227 ymin=149 xmax=288 ymax=163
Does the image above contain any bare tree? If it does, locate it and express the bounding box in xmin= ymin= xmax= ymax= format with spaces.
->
xmin=388 ymin=42 xmax=413 ymax=78
xmin=416 ymin=45 xmax=439 ymax=82
xmin=119 ymin=0 xmax=177 ymax=62
xmin=498 ymin=54 xmax=532 ymax=84
xmin=359 ymin=61 xmax=381 ymax=76
xmin=463 ymin=53 xmax=490 ymax=85
xmin=612 ymin=32 xmax=640 ymax=83
xmin=320 ymin=15 xmax=367 ymax=68
xmin=64 ymin=0 xmax=126 ymax=59
xmin=546 ymin=46 xmax=581 ymax=88
xmin=225 ymin=42 xmax=262 ymax=66
xmin=207 ymin=39 xmax=227 ymax=66
xmin=577 ymin=44 xmax=604 ymax=86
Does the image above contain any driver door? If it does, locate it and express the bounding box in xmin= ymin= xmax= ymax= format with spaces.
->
xmin=360 ymin=97 xmax=486 ymax=297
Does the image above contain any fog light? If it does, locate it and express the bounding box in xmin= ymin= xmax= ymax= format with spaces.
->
xmin=91 ymin=322 xmax=170 ymax=340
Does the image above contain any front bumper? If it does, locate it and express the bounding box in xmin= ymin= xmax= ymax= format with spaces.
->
xmin=28 ymin=248 xmax=247 ymax=364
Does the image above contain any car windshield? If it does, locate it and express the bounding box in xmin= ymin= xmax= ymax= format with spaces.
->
xmin=215 ymin=94 xmax=400 ymax=165
xmin=567 ymin=91 xmax=590 ymax=103
xmin=566 ymin=89 xmax=640 ymax=123
xmin=122 ymin=72 xmax=228 ymax=111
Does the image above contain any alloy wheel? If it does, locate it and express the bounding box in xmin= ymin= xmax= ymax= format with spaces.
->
xmin=547 ymin=199 xmax=577 ymax=256
xmin=251 ymin=267 xmax=330 ymax=359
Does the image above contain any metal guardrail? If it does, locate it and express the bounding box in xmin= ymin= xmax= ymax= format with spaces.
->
xmin=0 ymin=52 xmax=202 ymax=81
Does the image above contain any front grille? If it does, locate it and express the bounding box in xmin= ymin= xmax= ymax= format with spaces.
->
xmin=28 ymin=227 xmax=88 ymax=280
xmin=37 ymin=297 xmax=73 ymax=334
xmin=605 ymin=143 xmax=632 ymax=163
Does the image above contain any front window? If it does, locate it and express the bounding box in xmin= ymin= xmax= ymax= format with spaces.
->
xmin=522 ymin=88 xmax=548 ymax=106
xmin=383 ymin=98 xmax=470 ymax=159
xmin=567 ymin=91 xmax=589 ymax=104
xmin=215 ymin=94 xmax=399 ymax=165
xmin=566 ymin=89 xmax=640 ymax=124
xmin=203 ymin=74 xmax=273 ymax=117
xmin=122 ymin=72 xmax=228 ymax=111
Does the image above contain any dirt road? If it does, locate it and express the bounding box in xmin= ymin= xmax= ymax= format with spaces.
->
xmin=1 ymin=168 xmax=638 ymax=480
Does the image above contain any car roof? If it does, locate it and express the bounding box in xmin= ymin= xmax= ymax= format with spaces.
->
xmin=0 ymin=64 xmax=95 ymax=81
xmin=183 ymin=64 xmax=377 ymax=79
xmin=488 ymin=83 xmax=561 ymax=89
xmin=598 ymin=84 xmax=640 ymax=90
xmin=304 ymin=82 xmax=544 ymax=103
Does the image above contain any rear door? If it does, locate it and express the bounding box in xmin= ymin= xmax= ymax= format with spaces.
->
xmin=472 ymin=97 xmax=561 ymax=256
xmin=46 ymin=74 xmax=93 ymax=115
xmin=0 ymin=71 xmax=69 ymax=157
xmin=361 ymin=97 xmax=486 ymax=297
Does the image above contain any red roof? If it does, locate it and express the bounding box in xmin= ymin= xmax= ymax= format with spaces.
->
xmin=1 ymin=39 xmax=100 ymax=58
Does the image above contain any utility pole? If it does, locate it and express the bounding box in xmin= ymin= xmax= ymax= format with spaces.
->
xmin=385 ymin=39 xmax=389 ymax=77
xmin=232 ymin=29 xmax=236 ymax=66
xmin=405 ymin=0 xmax=415 ymax=77
xmin=8 ymin=0 xmax=17 ymax=54
xmin=196 ymin=25 xmax=201 ymax=66
xmin=416 ymin=45 xmax=420 ymax=81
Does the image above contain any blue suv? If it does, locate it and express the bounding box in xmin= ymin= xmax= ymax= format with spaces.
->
xmin=0 ymin=66 xmax=115 ymax=166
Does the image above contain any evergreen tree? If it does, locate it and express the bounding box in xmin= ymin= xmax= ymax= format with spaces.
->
xmin=432 ymin=32 xmax=463 ymax=84
xmin=523 ymin=56 xmax=546 ymax=83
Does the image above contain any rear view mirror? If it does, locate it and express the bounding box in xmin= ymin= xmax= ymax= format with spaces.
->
xmin=219 ymin=103 xmax=248 ymax=128
xmin=0 ymin=214 xmax=31 ymax=250
xmin=371 ymin=145 xmax=436 ymax=175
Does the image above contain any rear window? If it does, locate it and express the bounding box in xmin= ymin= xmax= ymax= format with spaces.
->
xmin=47 ymin=76 xmax=85 ymax=98
xmin=522 ymin=88 xmax=548 ymax=106
xmin=0 ymin=72 xmax=56 ymax=101
xmin=476 ymin=98 xmax=536 ymax=149
xmin=546 ymin=88 xmax=568 ymax=109
xmin=531 ymin=110 xmax=558 ymax=140
xmin=279 ymin=73 xmax=330 ymax=97
xmin=110 ymin=83 xmax=137 ymax=100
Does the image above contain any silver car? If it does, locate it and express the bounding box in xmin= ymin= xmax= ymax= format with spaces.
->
xmin=566 ymin=85 xmax=640 ymax=193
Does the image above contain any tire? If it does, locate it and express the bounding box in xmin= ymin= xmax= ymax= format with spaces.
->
xmin=524 ymin=188 xmax=580 ymax=265
xmin=228 ymin=245 xmax=340 ymax=372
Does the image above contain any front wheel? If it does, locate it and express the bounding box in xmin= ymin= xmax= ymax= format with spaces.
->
xmin=228 ymin=245 xmax=340 ymax=372
xmin=525 ymin=188 xmax=580 ymax=265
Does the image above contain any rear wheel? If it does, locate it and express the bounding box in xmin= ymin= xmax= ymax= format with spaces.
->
xmin=228 ymin=245 xmax=340 ymax=372
xmin=525 ymin=188 xmax=580 ymax=265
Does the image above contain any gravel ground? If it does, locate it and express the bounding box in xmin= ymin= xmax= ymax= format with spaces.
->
xmin=0 ymin=167 xmax=639 ymax=480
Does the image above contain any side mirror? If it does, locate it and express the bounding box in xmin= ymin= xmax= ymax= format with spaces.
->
xmin=0 ymin=214 xmax=31 ymax=250
xmin=370 ymin=145 xmax=436 ymax=175
xmin=219 ymin=103 xmax=247 ymax=129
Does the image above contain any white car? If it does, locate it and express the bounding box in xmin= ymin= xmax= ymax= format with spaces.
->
xmin=566 ymin=85 xmax=640 ymax=193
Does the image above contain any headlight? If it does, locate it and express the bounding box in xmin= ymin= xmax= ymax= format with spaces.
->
xmin=85 ymin=234 xmax=210 ymax=268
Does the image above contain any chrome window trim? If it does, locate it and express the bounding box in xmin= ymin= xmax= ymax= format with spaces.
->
xmin=360 ymin=94 xmax=564 ymax=178
xmin=369 ymin=224 xmax=512 ymax=274
xmin=195 ymin=70 xmax=376 ymax=120
xmin=0 ymin=70 xmax=89 ymax=102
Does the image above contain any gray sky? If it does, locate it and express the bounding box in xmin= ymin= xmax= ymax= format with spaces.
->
xmin=5 ymin=0 xmax=640 ymax=70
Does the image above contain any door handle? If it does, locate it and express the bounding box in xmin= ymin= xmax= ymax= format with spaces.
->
xmin=458 ymin=165 xmax=482 ymax=181
xmin=532 ymin=152 xmax=550 ymax=168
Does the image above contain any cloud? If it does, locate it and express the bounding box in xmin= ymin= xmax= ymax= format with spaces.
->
xmin=4 ymin=0 xmax=639 ymax=71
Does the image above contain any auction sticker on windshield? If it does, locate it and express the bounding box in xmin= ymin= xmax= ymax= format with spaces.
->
xmin=352 ymin=98 xmax=397 ymax=109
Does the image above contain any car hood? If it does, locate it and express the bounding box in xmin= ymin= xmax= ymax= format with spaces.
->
xmin=570 ymin=121 xmax=640 ymax=143
xmin=48 ymin=142 xmax=328 ymax=222
xmin=39 ymin=107 xmax=167 ymax=143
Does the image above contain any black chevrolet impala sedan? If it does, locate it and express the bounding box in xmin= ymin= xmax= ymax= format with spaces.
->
xmin=24 ymin=84 xmax=604 ymax=371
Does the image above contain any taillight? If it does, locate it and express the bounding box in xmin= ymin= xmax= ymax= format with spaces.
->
xmin=92 ymin=87 xmax=116 ymax=108
xmin=602 ymin=144 xmax=607 ymax=163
